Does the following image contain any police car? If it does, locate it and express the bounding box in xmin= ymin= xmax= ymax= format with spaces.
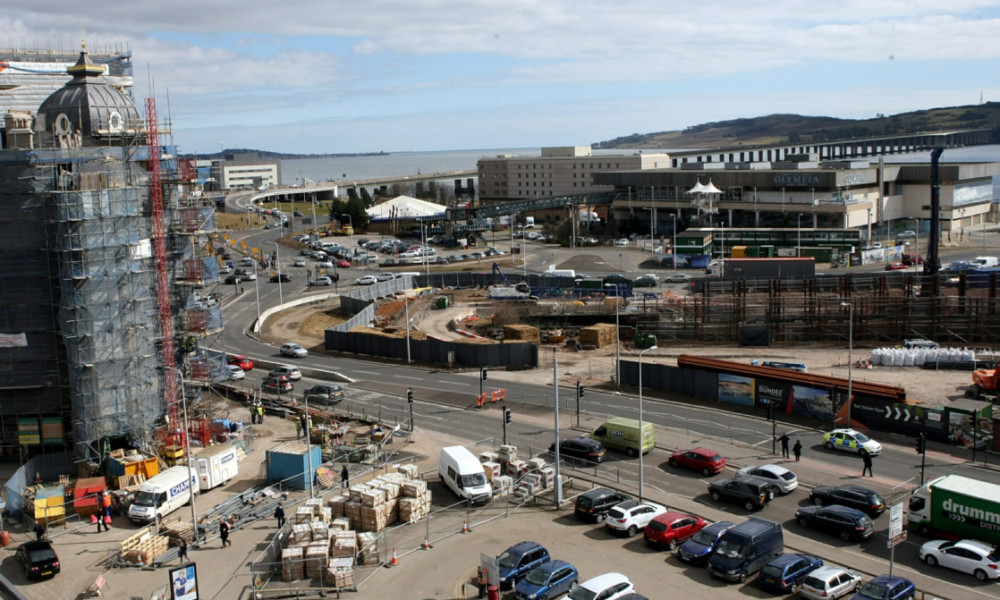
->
xmin=823 ymin=428 xmax=882 ymax=456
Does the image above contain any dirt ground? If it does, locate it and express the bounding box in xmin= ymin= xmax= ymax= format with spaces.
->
xmin=260 ymin=291 xmax=977 ymax=410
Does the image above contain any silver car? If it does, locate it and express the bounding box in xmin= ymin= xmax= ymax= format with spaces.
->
xmin=279 ymin=342 xmax=308 ymax=358
xmin=735 ymin=464 xmax=798 ymax=494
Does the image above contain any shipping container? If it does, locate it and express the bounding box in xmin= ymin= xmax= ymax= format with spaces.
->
xmin=266 ymin=441 xmax=322 ymax=490
xmin=909 ymin=475 xmax=1000 ymax=546
xmin=731 ymin=246 xmax=747 ymax=259
xmin=745 ymin=246 xmax=760 ymax=258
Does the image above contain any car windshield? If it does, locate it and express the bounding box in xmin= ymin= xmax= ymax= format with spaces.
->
xmin=856 ymin=582 xmax=888 ymax=599
xmin=714 ymin=540 xmax=745 ymax=559
xmin=460 ymin=473 xmax=486 ymax=488
xmin=133 ymin=490 xmax=158 ymax=507
xmin=780 ymin=472 xmax=795 ymax=481
xmin=524 ymin=569 xmax=551 ymax=586
xmin=690 ymin=530 xmax=717 ymax=545
xmin=567 ymin=585 xmax=598 ymax=600
xmin=28 ymin=547 xmax=57 ymax=561
xmin=855 ymin=433 xmax=871 ymax=443
xmin=497 ymin=550 xmax=520 ymax=568
xmin=647 ymin=520 xmax=667 ymax=532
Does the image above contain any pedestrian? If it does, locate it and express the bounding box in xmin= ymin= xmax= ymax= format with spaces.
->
xmin=778 ymin=433 xmax=790 ymax=459
xmin=294 ymin=417 xmax=302 ymax=438
xmin=258 ymin=405 xmax=265 ymax=424
xmin=96 ymin=493 xmax=110 ymax=532
xmin=177 ymin=538 xmax=188 ymax=563
xmin=275 ymin=503 xmax=286 ymax=528
xmin=477 ymin=566 xmax=488 ymax=599
xmin=219 ymin=518 xmax=232 ymax=547
xmin=33 ymin=522 xmax=45 ymax=541
xmin=793 ymin=440 xmax=802 ymax=462
xmin=862 ymin=452 xmax=874 ymax=477
xmin=341 ymin=464 xmax=350 ymax=488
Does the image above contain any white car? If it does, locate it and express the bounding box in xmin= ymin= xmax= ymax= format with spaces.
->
xmin=560 ymin=572 xmax=635 ymax=600
xmin=355 ymin=275 xmax=378 ymax=285
xmin=920 ymin=539 xmax=1000 ymax=581
xmin=823 ymin=428 xmax=882 ymax=456
xmin=375 ymin=272 xmax=396 ymax=282
xmin=664 ymin=273 xmax=691 ymax=283
xmin=736 ymin=464 xmax=799 ymax=494
xmin=269 ymin=365 xmax=302 ymax=381
xmin=309 ymin=276 xmax=333 ymax=286
xmin=318 ymin=260 xmax=334 ymax=269
xmin=604 ymin=500 xmax=667 ymax=537
xmin=800 ymin=566 xmax=862 ymax=600
xmin=279 ymin=342 xmax=308 ymax=358
xmin=293 ymin=258 xmax=306 ymax=267
xmin=225 ymin=365 xmax=245 ymax=381
xmin=615 ymin=238 xmax=629 ymax=247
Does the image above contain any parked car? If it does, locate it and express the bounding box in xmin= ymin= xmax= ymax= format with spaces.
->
xmin=268 ymin=365 xmax=302 ymax=381
xmin=795 ymin=505 xmax=875 ymax=541
xmin=801 ymin=566 xmax=863 ymax=600
xmin=757 ymin=553 xmax=823 ymax=594
xmin=708 ymin=477 xmax=774 ymax=511
xmin=303 ymin=384 xmax=344 ymax=405
xmin=227 ymin=355 xmax=253 ymax=371
xmin=919 ymin=538 xmax=1000 ymax=581
xmin=644 ymin=512 xmax=708 ymax=550
xmin=823 ymin=428 xmax=882 ymax=456
xmin=262 ymin=375 xmax=293 ymax=393
xmin=336 ymin=259 xmax=351 ymax=268
xmin=549 ymin=436 xmax=606 ymax=464
xmin=615 ymin=238 xmax=629 ymax=247
xmin=497 ymin=541 xmax=550 ymax=589
xmin=15 ymin=540 xmax=60 ymax=580
xmin=376 ymin=272 xmax=397 ymax=282
xmin=633 ymin=274 xmax=659 ymax=287
xmin=355 ymin=275 xmax=378 ymax=285
xmin=309 ymin=276 xmax=333 ymax=286
xmin=849 ymin=575 xmax=915 ymax=600
xmin=280 ymin=342 xmax=308 ymax=358
xmin=573 ymin=488 xmax=632 ymax=523
xmin=514 ymin=560 xmax=578 ymax=600
xmin=809 ymin=484 xmax=886 ymax=517
xmin=602 ymin=274 xmax=632 ymax=287
xmin=604 ymin=500 xmax=667 ymax=537
xmin=293 ymin=258 xmax=306 ymax=267
xmin=669 ymin=447 xmax=726 ymax=476
xmin=664 ymin=273 xmax=691 ymax=283
xmin=562 ymin=572 xmax=635 ymax=600
xmin=225 ymin=365 xmax=245 ymax=381
xmin=885 ymin=262 xmax=908 ymax=271
xmin=318 ymin=260 xmax=335 ymax=268
xmin=736 ymin=464 xmax=798 ymax=495
xmin=269 ymin=273 xmax=292 ymax=283
xmin=678 ymin=520 xmax=736 ymax=566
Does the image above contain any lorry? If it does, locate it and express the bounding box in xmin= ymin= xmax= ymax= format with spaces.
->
xmin=908 ymin=474 xmax=1000 ymax=545
xmin=193 ymin=443 xmax=239 ymax=491
xmin=707 ymin=518 xmax=784 ymax=583
xmin=127 ymin=465 xmax=200 ymax=525
xmin=439 ymin=446 xmax=493 ymax=504
xmin=524 ymin=216 xmax=535 ymax=229
xmin=590 ymin=417 xmax=655 ymax=457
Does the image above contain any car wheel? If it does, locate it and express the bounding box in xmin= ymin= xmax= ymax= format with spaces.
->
xmin=627 ymin=525 xmax=637 ymax=537
xmin=702 ymin=467 xmax=711 ymax=476
xmin=627 ymin=447 xmax=637 ymax=458
xmin=711 ymin=491 xmax=721 ymax=501
xmin=825 ymin=441 xmax=834 ymax=450
xmin=840 ymin=530 xmax=851 ymax=542
xmin=744 ymin=500 xmax=756 ymax=511
xmin=765 ymin=488 xmax=775 ymax=502
xmin=797 ymin=517 xmax=809 ymax=528
xmin=738 ymin=571 xmax=748 ymax=584
xmin=812 ymin=496 xmax=824 ymax=506
xmin=924 ymin=554 xmax=938 ymax=566
xmin=669 ymin=459 xmax=679 ymax=468
xmin=859 ymin=448 xmax=869 ymax=457
xmin=595 ymin=514 xmax=604 ymax=524
xmin=668 ymin=538 xmax=678 ymax=550
xmin=975 ymin=569 xmax=988 ymax=582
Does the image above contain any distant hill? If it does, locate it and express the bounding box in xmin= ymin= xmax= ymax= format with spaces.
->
xmin=595 ymin=103 xmax=1000 ymax=149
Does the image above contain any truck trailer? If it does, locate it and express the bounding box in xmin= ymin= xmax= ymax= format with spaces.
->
xmin=908 ymin=474 xmax=1000 ymax=546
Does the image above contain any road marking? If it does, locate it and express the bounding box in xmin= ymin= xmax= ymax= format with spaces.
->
xmin=352 ymin=370 xmax=380 ymax=376
xmin=395 ymin=375 xmax=423 ymax=381
xmin=437 ymin=380 xmax=470 ymax=387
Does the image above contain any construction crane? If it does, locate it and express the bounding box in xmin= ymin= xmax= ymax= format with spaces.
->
xmin=489 ymin=262 xmax=534 ymax=300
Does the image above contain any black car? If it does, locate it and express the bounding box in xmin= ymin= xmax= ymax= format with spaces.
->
xmin=809 ymin=484 xmax=886 ymax=517
xmin=224 ymin=275 xmax=242 ymax=285
xmin=269 ymin=273 xmax=292 ymax=283
xmin=602 ymin=274 xmax=633 ymax=287
xmin=15 ymin=540 xmax=60 ymax=580
xmin=795 ymin=505 xmax=875 ymax=541
xmin=574 ymin=488 xmax=632 ymax=523
xmin=304 ymin=384 xmax=344 ymax=405
xmin=707 ymin=477 xmax=775 ymax=511
xmin=549 ymin=436 xmax=606 ymax=464
xmin=633 ymin=275 xmax=658 ymax=287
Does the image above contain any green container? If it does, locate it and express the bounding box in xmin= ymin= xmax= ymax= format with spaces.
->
xmin=746 ymin=246 xmax=760 ymax=258
xmin=759 ymin=245 xmax=775 ymax=257
xmin=434 ymin=296 xmax=450 ymax=310
xmin=634 ymin=333 xmax=657 ymax=349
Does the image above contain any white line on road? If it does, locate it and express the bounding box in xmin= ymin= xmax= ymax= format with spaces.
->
xmin=395 ymin=375 xmax=423 ymax=381
xmin=437 ymin=381 xmax=471 ymax=387
xmin=352 ymin=370 xmax=380 ymax=376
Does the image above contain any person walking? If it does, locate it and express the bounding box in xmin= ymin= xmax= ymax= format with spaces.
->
xmin=219 ymin=518 xmax=232 ymax=548
xmin=340 ymin=464 xmax=350 ymax=488
xmin=274 ymin=503 xmax=286 ymax=528
xmin=294 ymin=417 xmax=302 ymax=438
xmin=96 ymin=492 xmax=110 ymax=532
xmin=258 ymin=405 xmax=264 ymax=424
xmin=33 ymin=522 xmax=45 ymax=541
xmin=793 ymin=440 xmax=802 ymax=462
xmin=778 ymin=433 xmax=791 ymax=459
xmin=862 ymin=452 xmax=874 ymax=477
xmin=177 ymin=538 xmax=188 ymax=564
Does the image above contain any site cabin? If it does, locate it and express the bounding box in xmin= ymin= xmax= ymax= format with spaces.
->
xmin=193 ymin=443 xmax=239 ymax=491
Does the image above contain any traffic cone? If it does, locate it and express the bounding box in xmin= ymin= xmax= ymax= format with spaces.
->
xmin=390 ymin=547 xmax=398 ymax=566
xmin=422 ymin=535 xmax=431 ymax=550
xmin=462 ymin=519 xmax=469 ymax=533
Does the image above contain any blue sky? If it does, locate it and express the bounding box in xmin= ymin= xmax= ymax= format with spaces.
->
xmin=6 ymin=1 xmax=1000 ymax=154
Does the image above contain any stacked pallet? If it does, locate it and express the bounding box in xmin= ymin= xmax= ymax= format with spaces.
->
xmin=331 ymin=517 xmax=351 ymax=531
xmin=492 ymin=475 xmax=513 ymax=497
xmin=482 ymin=461 xmax=501 ymax=481
xmin=398 ymin=463 xmax=419 ymax=479
xmin=324 ymin=557 xmax=356 ymax=588
xmin=162 ymin=519 xmax=196 ymax=543
xmin=515 ymin=473 xmax=542 ymax=499
xmin=291 ymin=523 xmax=312 ymax=545
xmin=479 ymin=451 xmax=499 ymax=463
xmin=357 ymin=532 xmax=379 ymax=564
xmin=498 ymin=445 xmax=517 ymax=463
xmin=294 ymin=506 xmax=313 ymax=524
xmin=527 ymin=457 xmax=547 ymax=471
xmin=120 ymin=526 xmax=170 ymax=565
xmin=330 ymin=530 xmax=357 ymax=558
xmin=305 ymin=542 xmax=328 ymax=579
xmin=327 ymin=495 xmax=348 ymax=518
xmin=398 ymin=478 xmax=431 ymax=523
xmin=282 ymin=547 xmax=304 ymax=581
xmin=360 ymin=503 xmax=393 ymax=531
xmin=507 ymin=460 xmax=528 ymax=478
xmin=579 ymin=323 xmax=616 ymax=348
xmin=310 ymin=520 xmax=329 ymax=541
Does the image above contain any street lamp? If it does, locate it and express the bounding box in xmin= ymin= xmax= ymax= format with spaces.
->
xmin=273 ymin=242 xmax=283 ymax=306
xmin=405 ymin=294 xmax=412 ymax=364
xmin=615 ymin=290 xmax=621 ymax=388
xmin=669 ymin=214 xmax=677 ymax=270
xmin=552 ymin=348 xmax=563 ymax=505
xmin=638 ymin=345 xmax=658 ymax=501
xmin=841 ymin=302 xmax=853 ymax=427
xmin=797 ymin=213 xmax=803 ymax=257
xmin=253 ymin=260 xmax=261 ymax=327
xmin=165 ymin=366 xmax=199 ymax=543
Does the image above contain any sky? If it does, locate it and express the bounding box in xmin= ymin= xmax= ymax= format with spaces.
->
xmin=5 ymin=1 xmax=1000 ymax=155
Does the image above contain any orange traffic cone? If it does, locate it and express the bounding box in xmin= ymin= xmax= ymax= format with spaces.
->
xmin=390 ymin=547 xmax=398 ymax=566
xmin=462 ymin=519 xmax=469 ymax=533
xmin=422 ymin=535 xmax=431 ymax=550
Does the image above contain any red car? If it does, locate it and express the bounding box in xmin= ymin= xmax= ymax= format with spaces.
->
xmin=227 ymin=355 xmax=253 ymax=371
xmin=669 ymin=447 xmax=726 ymax=476
xmin=336 ymin=259 xmax=351 ymax=268
xmin=885 ymin=262 xmax=909 ymax=271
xmin=644 ymin=512 xmax=708 ymax=550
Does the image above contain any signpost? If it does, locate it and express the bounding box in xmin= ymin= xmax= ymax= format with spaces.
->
xmin=887 ymin=502 xmax=906 ymax=576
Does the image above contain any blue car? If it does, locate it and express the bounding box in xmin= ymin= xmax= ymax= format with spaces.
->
xmin=514 ymin=560 xmax=578 ymax=600
xmin=758 ymin=553 xmax=823 ymax=594
xmin=678 ymin=520 xmax=735 ymax=566
xmin=851 ymin=575 xmax=916 ymax=600
xmin=497 ymin=541 xmax=550 ymax=589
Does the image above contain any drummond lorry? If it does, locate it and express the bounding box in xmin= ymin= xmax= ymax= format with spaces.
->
xmin=908 ymin=474 xmax=1000 ymax=545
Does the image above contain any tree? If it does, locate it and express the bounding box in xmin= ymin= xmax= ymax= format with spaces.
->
xmin=359 ymin=187 xmax=374 ymax=208
xmin=345 ymin=195 xmax=369 ymax=229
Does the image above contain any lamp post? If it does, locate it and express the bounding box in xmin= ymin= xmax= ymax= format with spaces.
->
xmin=841 ymin=301 xmax=853 ymax=427
xmin=405 ymin=294 xmax=411 ymax=364
xmin=552 ymin=348 xmax=563 ymax=505
xmin=669 ymin=214 xmax=677 ymax=269
xmin=253 ymin=260 xmax=261 ymax=327
xmin=638 ymin=346 xmax=657 ymax=501
xmin=797 ymin=213 xmax=803 ymax=257
xmin=165 ymin=366 xmax=199 ymax=543
xmin=273 ymin=242 xmax=283 ymax=306
xmin=615 ymin=290 xmax=621 ymax=388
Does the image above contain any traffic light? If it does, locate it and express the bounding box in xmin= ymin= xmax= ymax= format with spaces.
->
xmin=503 ymin=407 xmax=512 ymax=425
xmin=406 ymin=388 xmax=414 ymax=404
xmin=481 ymin=367 xmax=488 ymax=381
xmin=577 ymin=382 xmax=585 ymax=398
xmin=916 ymin=433 xmax=926 ymax=454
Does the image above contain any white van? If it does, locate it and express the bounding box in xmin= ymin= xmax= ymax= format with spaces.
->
xmin=439 ymin=446 xmax=492 ymax=504
xmin=544 ymin=266 xmax=576 ymax=278
xmin=524 ymin=216 xmax=535 ymax=229
xmin=127 ymin=466 xmax=200 ymax=525
xmin=193 ymin=443 xmax=239 ymax=491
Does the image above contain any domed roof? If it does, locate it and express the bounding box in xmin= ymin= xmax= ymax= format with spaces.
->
xmin=36 ymin=42 xmax=140 ymax=144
